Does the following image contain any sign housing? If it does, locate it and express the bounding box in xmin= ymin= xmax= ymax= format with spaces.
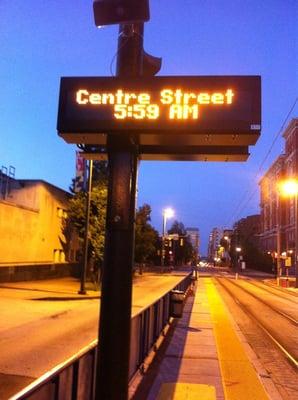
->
xmin=57 ymin=75 xmax=261 ymax=160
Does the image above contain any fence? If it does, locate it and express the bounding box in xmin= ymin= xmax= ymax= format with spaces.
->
xmin=11 ymin=273 xmax=192 ymax=400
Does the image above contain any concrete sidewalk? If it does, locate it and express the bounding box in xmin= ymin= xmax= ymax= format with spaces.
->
xmin=131 ymin=278 xmax=274 ymax=400
xmin=0 ymin=271 xmax=189 ymax=301
xmin=0 ymin=277 xmax=101 ymax=300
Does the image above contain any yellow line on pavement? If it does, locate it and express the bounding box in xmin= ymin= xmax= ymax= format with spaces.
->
xmin=157 ymin=383 xmax=216 ymax=400
xmin=205 ymin=278 xmax=269 ymax=400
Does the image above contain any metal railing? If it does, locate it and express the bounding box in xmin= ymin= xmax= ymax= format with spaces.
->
xmin=11 ymin=273 xmax=192 ymax=400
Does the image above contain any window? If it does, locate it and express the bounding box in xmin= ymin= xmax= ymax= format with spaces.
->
xmin=57 ymin=207 xmax=67 ymax=218
xmin=53 ymin=249 xmax=66 ymax=263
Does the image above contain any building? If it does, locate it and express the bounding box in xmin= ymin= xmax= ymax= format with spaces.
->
xmin=0 ymin=171 xmax=79 ymax=278
xmin=259 ymin=118 xmax=298 ymax=273
xmin=234 ymin=215 xmax=261 ymax=245
xmin=217 ymin=229 xmax=233 ymax=265
xmin=186 ymin=227 xmax=200 ymax=260
xmin=259 ymin=155 xmax=285 ymax=252
xmin=207 ymin=227 xmax=223 ymax=261
xmin=282 ymin=119 xmax=298 ymax=252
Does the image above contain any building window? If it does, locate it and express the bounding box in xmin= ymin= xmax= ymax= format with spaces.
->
xmin=57 ymin=207 xmax=67 ymax=218
xmin=53 ymin=249 xmax=65 ymax=263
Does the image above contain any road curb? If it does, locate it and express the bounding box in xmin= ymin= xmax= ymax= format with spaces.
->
xmin=32 ymin=295 xmax=101 ymax=301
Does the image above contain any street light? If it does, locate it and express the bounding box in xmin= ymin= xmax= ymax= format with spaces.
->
xmin=79 ymin=158 xmax=93 ymax=295
xmin=278 ymin=178 xmax=298 ymax=288
xmin=161 ymin=207 xmax=174 ymax=267
xmin=235 ymin=246 xmax=242 ymax=280
xmin=223 ymin=235 xmax=231 ymax=267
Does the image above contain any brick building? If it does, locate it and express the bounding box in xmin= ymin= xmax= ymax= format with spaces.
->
xmin=233 ymin=215 xmax=261 ymax=244
xmin=186 ymin=227 xmax=200 ymax=260
xmin=259 ymin=118 xmax=298 ymax=272
xmin=207 ymin=227 xmax=223 ymax=261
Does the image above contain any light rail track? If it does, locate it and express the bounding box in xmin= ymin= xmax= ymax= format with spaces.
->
xmin=224 ymin=277 xmax=297 ymax=325
xmin=246 ymin=278 xmax=298 ymax=303
xmin=215 ymin=277 xmax=298 ymax=369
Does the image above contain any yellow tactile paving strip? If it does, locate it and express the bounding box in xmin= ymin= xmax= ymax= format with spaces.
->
xmin=205 ymin=278 xmax=269 ymax=400
xmin=157 ymin=382 xmax=216 ymax=400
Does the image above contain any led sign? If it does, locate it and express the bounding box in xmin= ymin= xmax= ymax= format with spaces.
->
xmin=57 ymin=75 xmax=261 ymax=147
xmin=75 ymin=87 xmax=235 ymax=121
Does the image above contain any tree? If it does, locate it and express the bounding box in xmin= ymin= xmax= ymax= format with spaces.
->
xmin=64 ymin=160 xmax=108 ymax=269
xmin=134 ymin=204 xmax=159 ymax=265
xmin=66 ymin=160 xmax=160 ymax=275
xmin=231 ymin=217 xmax=272 ymax=272
xmin=168 ymin=220 xmax=186 ymax=236
xmin=168 ymin=220 xmax=194 ymax=265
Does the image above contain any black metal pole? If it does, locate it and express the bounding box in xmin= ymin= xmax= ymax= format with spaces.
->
xmin=161 ymin=213 xmax=165 ymax=267
xmin=95 ymin=23 xmax=143 ymax=400
xmin=79 ymin=159 xmax=93 ymax=294
xmin=295 ymin=192 xmax=298 ymax=288
xmin=276 ymin=192 xmax=282 ymax=285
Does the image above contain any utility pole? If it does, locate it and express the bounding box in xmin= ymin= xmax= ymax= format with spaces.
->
xmin=276 ymin=192 xmax=282 ymax=286
xmin=295 ymin=191 xmax=298 ymax=288
xmin=79 ymin=159 xmax=93 ymax=294
xmin=95 ymin=23 xmax=144 ymax=400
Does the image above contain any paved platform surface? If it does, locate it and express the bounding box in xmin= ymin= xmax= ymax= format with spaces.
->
xmin=131 ymin=278 xmax=273 ymax=400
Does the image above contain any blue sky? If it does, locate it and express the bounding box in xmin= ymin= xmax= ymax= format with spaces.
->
xmin=1 ymin=0 xmax=297 ymax=253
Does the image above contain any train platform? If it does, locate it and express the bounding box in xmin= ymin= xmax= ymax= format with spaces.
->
xmin=130 ymin=277 xmax=279 ymax=400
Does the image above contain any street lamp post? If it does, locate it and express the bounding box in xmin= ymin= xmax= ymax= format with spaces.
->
xmin=276 ymin=191 xmax=282 ymax=286
xmin=161 ymin=208 xmax=174 ymax=268
xmin=223 ymin=235 xmax=231 ymax=267
xmin=295 ymin=190 xmax=298 ymax=288
xmin=235 ymin=246 xmax=242 ymax=279
xmin=79 ymin=158 xmax=93 ymax=295
xmin=279 ymin=179 xmax=298 ymax=288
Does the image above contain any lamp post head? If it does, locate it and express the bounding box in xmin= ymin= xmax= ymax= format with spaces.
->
xmin=278 ymin=179 xmax=298 ymax=197
xmin=163 ymin=207 xmax=174 ymax=219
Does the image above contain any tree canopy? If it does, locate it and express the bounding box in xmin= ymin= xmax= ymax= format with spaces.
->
xmin=231 ymin=219 xmax=272 ymax=272
xmin=65 ymin=160 xmax=108 ymax=264
xmin=168 ymin=220 xmax=194 ymax=265
xmin=134 ymin=204 xmax=159 ymax=264
xmin=65 ymin=162 xmax=160 ymax=268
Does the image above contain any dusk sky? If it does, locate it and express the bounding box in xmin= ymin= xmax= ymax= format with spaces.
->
xmin=1 ymin=1 xmax=297 ymax=254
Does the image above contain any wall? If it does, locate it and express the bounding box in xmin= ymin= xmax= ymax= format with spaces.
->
xmin=0 ymin=180 xmax=78 ymax=265
xmin=259 ymin=119 xmax=298 ymax=274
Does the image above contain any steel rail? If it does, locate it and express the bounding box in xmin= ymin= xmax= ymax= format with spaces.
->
xmin=223 ymin=277 xmax=297 ymax=325
xmin=247 ymin=278 xmax=298 ymax=303
xmin=215 ymin=277 xmax=298 ymax=369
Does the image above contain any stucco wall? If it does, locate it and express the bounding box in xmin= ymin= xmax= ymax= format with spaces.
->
xmin=0 ymin=182 xmax=72 ymax=264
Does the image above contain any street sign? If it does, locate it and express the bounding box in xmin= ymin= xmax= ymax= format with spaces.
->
xmin=57 ymin=75 xmax=261 ymax=148
xmin=285 ymin=257 xmax=292 ymax=267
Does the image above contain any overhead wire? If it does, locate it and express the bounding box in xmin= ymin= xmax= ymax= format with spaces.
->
xmin=109 ymin=33 xmax=130 ymax=76
xmin=226 ymin=97 xmax=298 ymax=227
xmin=109 ymin=25 xmax=142 ymax=76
